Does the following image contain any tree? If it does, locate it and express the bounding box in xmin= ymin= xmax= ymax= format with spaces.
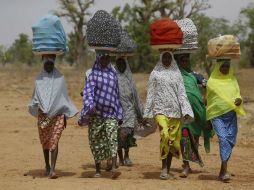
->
xmin=56 ymin=0 xmax=94 ymax=68
xmin=158 ymin=0 xmax=210 ymax=19
xmin=112 ymin=3 xmax=157 ymax=71
xmin=112 ymin=0 xmax=211 ymax=72
xmin=7 ymin=33 xmax=33 ymax=65
xmin=240 ymin=3 xmax=254 ymax=67
xmin=0 ymin=45 xmax=6 ymax=65
xmin=65 ymin=32 xmax=78 ymax=65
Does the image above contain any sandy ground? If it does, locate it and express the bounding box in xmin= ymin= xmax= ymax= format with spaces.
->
xmin=0 ymin=64 xmax=254 ymax=190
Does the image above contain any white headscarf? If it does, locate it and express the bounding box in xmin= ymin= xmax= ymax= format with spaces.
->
xmin=28 ymin=68 xmax=78 ymax=119
xmin=143 ymin=51 xmax=194 ymax=122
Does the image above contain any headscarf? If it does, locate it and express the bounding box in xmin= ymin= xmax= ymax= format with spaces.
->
xmin=28 ymin=68 xmax=78 ymax=119
xmin=144 ymin=51 xmax=194 ymax=122
xmin=206 ymin=60 xmax=245 ymax=120
xmin=115 ymin=57 xmax=144 ymax=122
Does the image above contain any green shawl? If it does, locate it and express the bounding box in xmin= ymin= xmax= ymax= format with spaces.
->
xmin=180 ymin=68 xmax=213 ymax=153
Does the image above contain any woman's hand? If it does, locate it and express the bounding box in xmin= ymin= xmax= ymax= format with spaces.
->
xmin=118 ymin=120 xmax=123 ymax=126
xmin=183 ymin=114 xmax=191 ymax=120
xmin=183 ymin=114 xmax=191 ymax=121
xmin=77 ymin=119 xmax=83 ymax=127
xmin=234 ymin=98 xmax=242 ymax=106
xmin=142 ymin=118 xmax=149 ymax=126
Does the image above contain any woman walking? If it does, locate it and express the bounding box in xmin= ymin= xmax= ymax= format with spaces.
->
xmin=207 ymin=59 xmax=245 ymax=182
xmin=115 ymin=57 xmax=143 ymax=166
xmin=143 ymin=51 xmax=194 ymax=180
xmin=175 ymin=53 xmax=213 ymax=177
xmin=29 ymin=54 xmax=78 ymax=179
xmin=78 ymin=53 xmax=123 ymax=179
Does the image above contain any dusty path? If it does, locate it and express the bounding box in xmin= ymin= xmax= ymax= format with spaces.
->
xmin=0 ymin=65 xmax=253 ymax=190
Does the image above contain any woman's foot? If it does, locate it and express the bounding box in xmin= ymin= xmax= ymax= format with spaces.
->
xmin=48 ymin=172 xmax=58 ymax=179
xmin=218 ymin=173 xmax=230 ymax=182
xmin=105 ymin=164 xmax=112 ymax=171
xmin=124 ymin=158 xmax=133 ymax=167
xmin=111 ymin=169 xmax=121 ymax=179
xmin=94 ymin=172 xmax=102 ymax=178
xmin=180 ymin=167 xmax=190 ymax=178
xmin=44 ymin=166 xmax=51 ymax=176
xmin=160 ymin=168 xmax=169 ymax=180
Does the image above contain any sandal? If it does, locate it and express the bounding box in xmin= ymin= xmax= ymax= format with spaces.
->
xmin=180 ymin=167 xmax=190 ymax=178
xmin=218 ymin=173 xmax=230 ymax=182
xmin=111 ymin=169 xmax=121 ymax=179
xmin=49 ymin=173 xmax=58 ymax=179
xmin=94 ymin=173 xmax=102 ymax=178
xmin=124 ymin=158 xmax=133 ymax=167
xmin=160 ymin=173 xmax=170 ymax=180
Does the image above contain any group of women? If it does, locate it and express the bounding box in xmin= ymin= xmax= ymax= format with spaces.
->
xmin=28 ymin=43 xmax=245 ymax=182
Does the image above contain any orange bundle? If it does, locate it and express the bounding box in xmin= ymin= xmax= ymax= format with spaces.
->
xmin=150 ymin=18 xmax=183 ymax=46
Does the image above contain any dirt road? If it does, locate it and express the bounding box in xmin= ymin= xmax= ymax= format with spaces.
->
xmin=0 ymin=65 xmax=253 ymax=190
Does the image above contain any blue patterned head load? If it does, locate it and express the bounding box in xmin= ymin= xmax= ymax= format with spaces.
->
xmin=32 ymin=14 xmax=68 ymax=54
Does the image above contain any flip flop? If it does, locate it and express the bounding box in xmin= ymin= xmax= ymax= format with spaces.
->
xmin=160 ymin=173 xmax=170 ymax=180
xmin=49 ymin=173 xmax=58 ymax=179
xmin=180 ymin=168 xmax=190 ymax=178
xmin=94 ymin=173 xmax=102 ymax=178
xmin=124 ymin=158 xmax=133 ymax=167
xmin=218 ymin=173 xmax=230 ymax=182
xmin=111 ymin=170 xmax=121 ymax=179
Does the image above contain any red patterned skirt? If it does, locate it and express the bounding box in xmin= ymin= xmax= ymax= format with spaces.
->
xmin=38 ymin=112 xmax=65 ymax=151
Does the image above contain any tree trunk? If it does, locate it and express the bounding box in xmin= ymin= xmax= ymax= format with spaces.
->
xmin=75 ymin=31 xmax=86 ymax=69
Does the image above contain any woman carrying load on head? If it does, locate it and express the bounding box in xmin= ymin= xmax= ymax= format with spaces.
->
xmin=115 ymin=57 xmax=144 ymax=167
xmin=206 ymin=59 xmax=245 ymax=182
xmin=175 ymin=53 xmax=213 ymax=178
xmin=143 ymin=51 xmax=194 ymax=180
xmin=78 ymin=51 xmax=123 ymax=179
xmin=28 ymin=54 xmax=78 ymax=179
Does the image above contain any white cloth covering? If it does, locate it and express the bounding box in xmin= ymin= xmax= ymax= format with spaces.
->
xmin=143 ymin=51 xmax=194 ymax=122
xmin=29 ymin=68 xmax=78 ymax=119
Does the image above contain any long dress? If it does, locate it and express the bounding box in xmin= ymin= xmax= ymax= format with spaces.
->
xmin=144 ymin=51 xmax=194 ymax=160
xmin=179 ymin=68 xmax=212 ymax=166
xmin=116 ymin=61 xmax=143 ymax=150
xmin=207 ymin=61 xmax=245 ymax=161
xmin=79 ymin=58 xmax=123 ymax=163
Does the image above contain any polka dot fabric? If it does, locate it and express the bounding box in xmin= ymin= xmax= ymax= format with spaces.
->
xmin=86 ymin=10 xmax=122 ymax=48
xmin=115 ymin=30 xmax=136 ymax=54
xmin=175 ymin=18 xmax=198 ymax=50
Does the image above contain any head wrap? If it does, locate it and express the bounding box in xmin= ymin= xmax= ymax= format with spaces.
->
xmin=206 ymin=60 xmax=245 ymax=120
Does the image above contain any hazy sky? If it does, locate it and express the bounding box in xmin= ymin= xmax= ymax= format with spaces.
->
xmin=0 ymin=0 xmax=253 ymax=46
